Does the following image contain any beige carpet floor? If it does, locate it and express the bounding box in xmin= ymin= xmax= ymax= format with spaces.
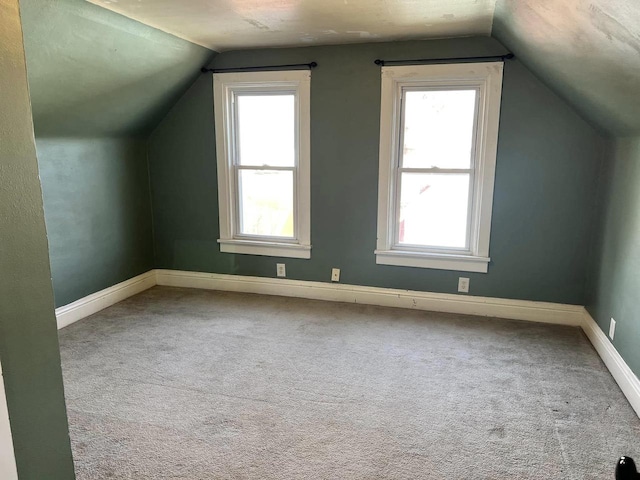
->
xmin=58 ymin=286 xmax=640 ymax=479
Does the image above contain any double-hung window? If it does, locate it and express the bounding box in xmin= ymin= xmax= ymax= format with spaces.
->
xmin=213 ymin=70 xmax=311 ymax=259
xmin=375 ymin=62 xmax=504 ymax=273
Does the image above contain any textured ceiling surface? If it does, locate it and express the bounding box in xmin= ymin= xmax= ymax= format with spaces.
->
xmin=493 ymin=0 xmax=640 ymax=135
xmin=87 ymin=0 xmax=497 ymax=50
xmin=20 ymin=0 xmax=214 ymax=137
xmin=86 ymin=0 xmax=639 ymax=136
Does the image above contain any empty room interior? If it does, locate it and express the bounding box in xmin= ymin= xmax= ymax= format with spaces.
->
xmin=2 ymin=0 xmax=640 ymax=478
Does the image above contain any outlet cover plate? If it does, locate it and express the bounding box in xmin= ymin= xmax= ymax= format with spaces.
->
xmin=458 ymin=277 xmax=470 ymax=293
xmin=609 ymin=318 xmax=616 ymax=340
xmin=331 ymin=268 xmax=340 ymax=282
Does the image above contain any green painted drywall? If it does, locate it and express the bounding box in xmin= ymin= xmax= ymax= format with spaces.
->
xmin=19 ymin=0 xmax=216 ymax=307
xmin=586 ymin=136 xmax=640 ymax=377
xmin=149 ymin=37 xmax=604 ymax=305
xmin=19 ymin=0 xmax=215 ymax=137
xmin=37 ymin=138 xmax=154 ymax=307
xmin=0 ymin=1 xmax=75 ymax=478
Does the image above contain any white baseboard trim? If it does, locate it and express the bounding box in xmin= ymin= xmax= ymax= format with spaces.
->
xmin=581 ymin=309 xmax=640 ymax=417
xmin=155 ymin=269 xmax=585 ymax=326
xmin=55 ymin=271 xmax=156 ymax=329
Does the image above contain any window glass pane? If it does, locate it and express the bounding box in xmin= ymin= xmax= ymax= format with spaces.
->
xmin=237 ymin=94 xmax=295 ymax=167
xmin=238 ymin=169 xmax=294 ymax=237
xmin=398 ymin=173 xmax=470 ymax=248
xmin=402 ymin=90 xmax=476 ymax=169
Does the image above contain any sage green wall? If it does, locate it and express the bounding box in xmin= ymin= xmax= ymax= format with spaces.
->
xmin=586 ymin=136 xmax=640 ymax=377
xmin=0 ymin=0 xmax=75 ymax=478
xmin=37 ymin=138 xmax=154 ymax=307
xmin=149 ymin=37 xmax=604 ymax=305
xmin=19 ymin=0 xmax=215 ymax=307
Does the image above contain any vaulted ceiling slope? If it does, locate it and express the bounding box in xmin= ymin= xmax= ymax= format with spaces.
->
xmin=20 ymin=0 xmax=215 ymax=137
xmin=493 ymin=0 xmax=640 ymax=135
xmin=86 ymin=0 xmax=639 ymax=136
xmin=87 ymin=0 xmax=497 ymax=50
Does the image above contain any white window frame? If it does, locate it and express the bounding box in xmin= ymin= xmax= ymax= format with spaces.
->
xmin=375 ymin=62 xmax=504 ymax=273
xmin=213 ymin=70 xmax=311 ymax=259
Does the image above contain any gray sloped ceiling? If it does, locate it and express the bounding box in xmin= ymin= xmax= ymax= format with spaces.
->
xmin=21 ymin=0 xmax=638 ymax=137
xmin=20 ymin=0 xmax=215 ymax=137
xmin=493 ymin=0 xmax=640 ymax=136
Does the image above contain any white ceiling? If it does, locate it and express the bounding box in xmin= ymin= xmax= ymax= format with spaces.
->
xmin=87 ymin=0 xmax=497 ymax=51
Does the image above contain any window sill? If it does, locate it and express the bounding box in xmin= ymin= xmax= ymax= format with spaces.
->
xmin=375 ymin=249 xmax=489 ymax=273
xmin=218 ymin=239 xmax=311 ymax=259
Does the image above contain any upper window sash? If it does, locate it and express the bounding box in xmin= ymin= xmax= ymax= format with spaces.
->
xmin=231 ymin=89 xmax=299 ymax=168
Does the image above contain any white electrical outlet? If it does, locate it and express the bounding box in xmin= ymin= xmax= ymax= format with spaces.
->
xmin=609 ymin=318 xmax=616 ymax=340
xmin=331 ymin=268 xmax=340 ymax=282
xmin=458 ymin=277 xmax=470 ymax=293
xmin=276 ymin=263 xmax=286 ymax=278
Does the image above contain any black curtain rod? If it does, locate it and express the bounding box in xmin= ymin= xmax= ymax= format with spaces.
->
xmin=201 ymin=62 xmax=317 ymax=74
xmin=374 ymin=53 xmax=514 ymax=67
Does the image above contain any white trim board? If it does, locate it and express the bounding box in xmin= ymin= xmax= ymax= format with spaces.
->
xmin=582 ymin=310 xmax=640 ymax=417
xmin=375 ymin=63 xmax=503 ymax=273
xmin=55 ymin=271 xmax=156 ymax=329
xmin=0 ymin=360 xmax=18 ymax=480
xmin=155 ymin=270 xmax=584 ymax=326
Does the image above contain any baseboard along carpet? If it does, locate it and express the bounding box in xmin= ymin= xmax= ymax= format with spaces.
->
xmin=59 ymin=286 xmax=640 ymax=479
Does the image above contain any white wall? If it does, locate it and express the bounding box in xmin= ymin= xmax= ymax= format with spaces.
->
xmin=0 ymin=360 xmax=18 ymax=480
